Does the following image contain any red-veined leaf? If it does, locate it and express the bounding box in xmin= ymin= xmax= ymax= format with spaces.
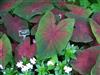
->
xmin=2 ymin=13 xmax=28 ymax=43
xmin=72 ymin=46 xmax=100 ymax=75
xmin=35 ymin=11 xmax=75 ymax=59
xmin=71 ymin=18 xmax=93 ymax=43
xmin=13 ymin=0 xmax=53 ymax=21
xmin=66 ymin=4 xmax=92 ymax=18
xmin=16 ymin=38 xmax=36 ymax=61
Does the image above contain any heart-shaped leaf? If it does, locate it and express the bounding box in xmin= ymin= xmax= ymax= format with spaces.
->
xmin=16 ymin=38 xmax=36 ymax=61
xmin=2 ymin=13 xmax=29 ymax=43
xmin=90 ymin=19 xmax=100 ymax=44
xmin=35 ymin=11 xmax=75 ymax=59
xmin=72 ymin=46 xmax=100 ymax=75
xmin=13 ymin=0 xmax=53 ymax=21
xmin=0 ymin=33 xmax=13 ymax=67
xmin=71 ymin=18 xmax=93 ymax=43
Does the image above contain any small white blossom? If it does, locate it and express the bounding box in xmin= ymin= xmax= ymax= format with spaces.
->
xmin=64 ymin=66 xmax=72 ymax=73
xmin=58 ymin=14 xmax=62 ymax=19
xmin=47 ymin=60 xmax=54 ymax=66
xmin=3 ymin=71 xmax=6 ymax=74
xmin=30 ymin=57 xmax=36 ymax=65
xmin=21 ymin=65 xmax=29 ymax=72
xmin=16 ymin=61 xmax=23 ymax=68
xmin=26 ymin=63 xmax=33 ymax=69
xmin=33 ymin=39 xmax=36 ymax=43
xmin=0 ymin=65 xmax=3 ymax=69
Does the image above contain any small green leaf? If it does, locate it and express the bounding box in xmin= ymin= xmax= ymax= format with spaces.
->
xmin=79 ymin=0 xmax=90 ymax=8
xmin=91 ymin=3 xmax=100 ymax=12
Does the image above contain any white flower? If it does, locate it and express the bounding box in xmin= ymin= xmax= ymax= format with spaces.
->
xmin=21 ymin=65 xmax=29 ymax=72
xmin=58 ymin=14 xmax=62 ymax=19
xmin=0 ymin=65 xmax=3 ymax=69
xmin=47 ymin=60 xmax=54 ymax=66
xmin=33 ymin=39 xmax=36 ymax=43
xmin=64 ymin=66 xmax=72 ymax=73
xmin=26 ymin=63 xmax=33 ymax=69
xmin=3 ymin=71 xmax=6 ymax=74
xmin=16 ymin=61 xmax=23 ymax=68
xmin=30 ymin=57 xmax=36 ymax=65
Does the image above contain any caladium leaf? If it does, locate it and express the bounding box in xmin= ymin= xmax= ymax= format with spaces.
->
xmin=72 ymin=46 xmax=100 ymax=75
xmin=91 ymin=54 xmax=100 ymax=75
xmin=0 ymin=33 xmax=13 ymax=67
xmin=71 ymin=18 xmax=93 ymax=43
xmin=90 ymin=19 xmax=100 ymax=44
xmin=66 ymin=4 xmax=92 ymax=18
xmin=2 ymin=13 xmax=29 ymax=43
xmin=16 ymin=38 xmax=36 ymax=61
xmin=35 ymin=11 xmax=75 ymax=59
xmin=13 ymin=0 xmax=53 ymax=21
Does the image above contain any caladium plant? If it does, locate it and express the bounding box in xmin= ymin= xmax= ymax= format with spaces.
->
xmin=35 ymin=11 xmax=75 ymax=59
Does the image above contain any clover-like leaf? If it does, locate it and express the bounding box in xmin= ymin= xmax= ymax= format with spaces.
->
xmin=90 ymin=19 xmax=100 ymax=44
xmin=2 ymin=13 xmax=28 ymax=43
xmin=72 ymin=46 xmax=100 ymax=75
xmin=16 ymin=38 xmax=36 ymax=61
xmin=71 ymin=18 xmax=93 ymax=43
xmin=36 ymin=11 xmax=75 ymax=59
xmin=0 ymin=33 xmax=13 ymax=67
xmin=13 ymin=0 xmax=53 ymax=21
